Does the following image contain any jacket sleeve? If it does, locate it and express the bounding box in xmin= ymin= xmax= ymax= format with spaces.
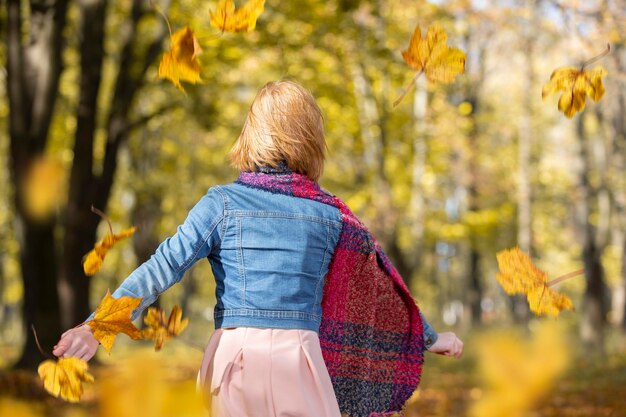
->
xmin=420 ymin=312 xmax=439 ymax=349
xmin=88 ymin=187 xmax=225 ymax=321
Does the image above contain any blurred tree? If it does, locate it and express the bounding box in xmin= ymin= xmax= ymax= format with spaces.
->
xmin=5 ymin=0 xmax=68 ymax=369
xmin=4 ymin=0 xmax=168 ymax=369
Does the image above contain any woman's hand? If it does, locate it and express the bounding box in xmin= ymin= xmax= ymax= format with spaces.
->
xmin=52 ymin=324 xmax=99 ymax=361
xmin=427 ymin=332 xmax=463 ymax=358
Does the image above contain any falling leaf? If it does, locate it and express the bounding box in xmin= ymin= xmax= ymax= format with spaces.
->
xmin=496 ymin=247 xmax=575 ymax=317
xmin=87 ymin=289 xmax=143 ymax=353
xmin=158 ymin=26 xmax=203 ymax=92
xmin=82 ymin=207 xmax=136 ymax=276
xmin=21 ymin=157 xmax=65 ymax=220
xmin=394 ymin=23 xmax=466 ymax=106
xmin=142 ymin=306 xmax=189 ymax=351
xmin=37 ymin=357 xmax=94 ymax=403
xmin=209 ymin=0 xmax=265 ymax=33
xmin=468 ymin=322 xmax=570 ymax=417
xmin=542 ymin=66 xmax=608 ymax=118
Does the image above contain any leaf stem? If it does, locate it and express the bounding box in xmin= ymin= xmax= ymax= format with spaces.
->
xmin=393 ymin=71 xmax=424 ymax=108
xmin=31 ymin=325 xmax=54 ymax=360
xmin=581 ymin=43 xmax=611 ymax=69
xmin=547 ymin=269 xmax=585 ymax=287
xmin=150 ymin=0 xmax=173 ymax=40
xmin=91 ymin=205 xmax=113 ymax=236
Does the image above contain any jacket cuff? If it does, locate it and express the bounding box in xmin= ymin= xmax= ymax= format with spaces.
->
xmin=420 ymin=312 xmax=439 ymax=349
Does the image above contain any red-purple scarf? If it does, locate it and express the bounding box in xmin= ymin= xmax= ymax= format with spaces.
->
xmin=236 ymin=170 xmax=424 ymax=417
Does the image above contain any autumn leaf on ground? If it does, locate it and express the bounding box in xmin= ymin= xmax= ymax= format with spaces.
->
xmin=82 ymin=207 xmax=136 ymax=276
xmin=209 ymin=0 xmax=265 ymax=33
xmin=542 ymin=44 xmax=610 ymax=118
xmin=142 ymin=306 xmax=189 ymax=351
xmin=496 ymin=247 xmax=578 ymax=317
xmin=158 ymin=26 xmax=202 ymax=93
xmin=86 ymin=289 xmax=143 ymax=353
xmin=394 ymin=23 xmax=466 ymax=107
xmin=37 ymin=357 xmax=94 ymax=403
xmin=21 ymin=156 xmax=65 ymax=220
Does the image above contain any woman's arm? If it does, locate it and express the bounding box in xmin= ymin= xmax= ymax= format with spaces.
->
xmin=53 ymin=187 xmax=225 ymax=360
xmin=420 ymin=312 xmax=463 ymax=358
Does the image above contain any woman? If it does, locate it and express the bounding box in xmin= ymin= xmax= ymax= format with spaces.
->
xmin=54 ymin=80 xmax=463 ymax=417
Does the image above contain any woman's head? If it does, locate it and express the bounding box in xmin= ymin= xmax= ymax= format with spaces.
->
xmin=229 ymin=80 xmax=326 ymax=181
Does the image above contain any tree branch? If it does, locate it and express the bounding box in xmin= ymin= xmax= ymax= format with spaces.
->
xmin=94 ymin=0 xmax=169 ymax=210
xmin=127 ymin=103 xmax=177 ymax=132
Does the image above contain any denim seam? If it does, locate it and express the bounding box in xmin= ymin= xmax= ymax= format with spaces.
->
xmin=214 ymin=185 xmax=229 ymax=239
xmin=235 ymin=217 xmax=247 ymax=306
xmin=314 ymin=224 xmax=332 ymax=303
xmin=224 ymin=210 xmax=341 ymax=227
xmin=214 ymin=309 xmax=321 ymax=321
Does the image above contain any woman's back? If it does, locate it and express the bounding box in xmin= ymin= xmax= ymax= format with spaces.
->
xmin=211 ymin=180 xmax=342 ymax=332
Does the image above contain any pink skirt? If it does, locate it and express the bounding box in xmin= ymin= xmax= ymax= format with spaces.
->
xmin=197 ymin=327 xmax=342 ymax=417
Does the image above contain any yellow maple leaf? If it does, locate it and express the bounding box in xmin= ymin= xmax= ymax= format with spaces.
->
xmin=37 ymin=357 xmax=94 ymax=402
xmin=394 ymin=23 xmax=466 ymax=106
xmin=468 ymin=322 xmax=570 ymax=417
xmin=542 ymin=66 xmax=607 ymax=118
xmin=496 ymin=247 xmax=576 ymax=317
xmin=158 ymin=26 xmax=202 ymax=93
xmin=209 ymin=0 xmax=265 ymax=33
xmin=87 ymin=289 xmax=143 ymax=353
xmin=83 ymin=226 xmax=136 ymax=275
xmin=82 ymin=207 xmax=136 ymax=276
xmin=142 ymin=306 xmax=189 ymax=351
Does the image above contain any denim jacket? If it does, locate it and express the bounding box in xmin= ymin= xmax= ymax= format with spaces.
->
xmin=106 ymin=182 xmax=439 ymax=348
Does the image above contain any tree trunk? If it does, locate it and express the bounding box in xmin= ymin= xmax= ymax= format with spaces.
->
xmin=407 ymin=76 xmax=428 ymax=275
xmin=576 ymin=115 xmax=607 ymax=350
xmin=58 ymin=0 xmax=108 ymax=329
xmin=6 ymin=0 xmax=69 ymax=370
xmin=466 ymin=102 xmax=483 ymax=326
xmin=59 ymin=0 xmax=168 ymax=328
xmin=513 ymin=0 xmax=536 ymax=323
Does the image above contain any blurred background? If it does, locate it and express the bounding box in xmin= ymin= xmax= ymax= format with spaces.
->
xmin=0 ymin=0 xmax=625 ymax=416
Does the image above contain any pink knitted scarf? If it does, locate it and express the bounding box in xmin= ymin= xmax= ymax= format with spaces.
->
xmin=237 ymin=170 xmax=424 ymax=417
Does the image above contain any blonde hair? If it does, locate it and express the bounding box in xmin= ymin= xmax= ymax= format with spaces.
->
xmin=229 ymin=80 xmax=326 ymax=181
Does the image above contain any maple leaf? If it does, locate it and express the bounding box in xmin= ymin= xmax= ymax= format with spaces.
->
xmin=394 ymin=23 xmax=466 ymax=107
xmin=542 ymin=44 xmax=610 ymax=118
xmin=209 ymin=0 xmax=265 ymax=33
xmin=38 ymin=357 xmax=94 ymax=402
xmin=496 ymin=247 xmax=576 ymax=317
xmin=87 ymin=289 xmax=143 ymax=353
xmin=542 ymin=66 xmax=608 ymax=118
xmin=142 ymin=306 xmax=189 ymax=351
xmin=158 ymin=26 xmax=203 ymax=93
xmin=82 ymin=207 xmax=136 ymax=276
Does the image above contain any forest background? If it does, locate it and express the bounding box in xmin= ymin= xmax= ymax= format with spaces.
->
xmin=0 ymin=0 xmax=625 ymax=416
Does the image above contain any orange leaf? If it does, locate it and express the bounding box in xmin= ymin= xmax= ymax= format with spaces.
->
xmin=158 ymin=26 xmax=203 ymax=93
xmin=142 ymin=306 xmax=189 ymax=351
xmin=209 ymin=0 xmax=265 ymax=33
xmin=394 ymin=23 xmax=465 ymax=106
xmin=87 ymin=290 xmax=143 ymax=353
xmin=496 ymin=247 xmax=575 ymax=317
xmin=542 ymin=66 xmax=607 ymax=118
xmin=38 ymin=357 xmax=94 ymax=402
xmin=82 ymin=224 xmax=136 ymax=276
